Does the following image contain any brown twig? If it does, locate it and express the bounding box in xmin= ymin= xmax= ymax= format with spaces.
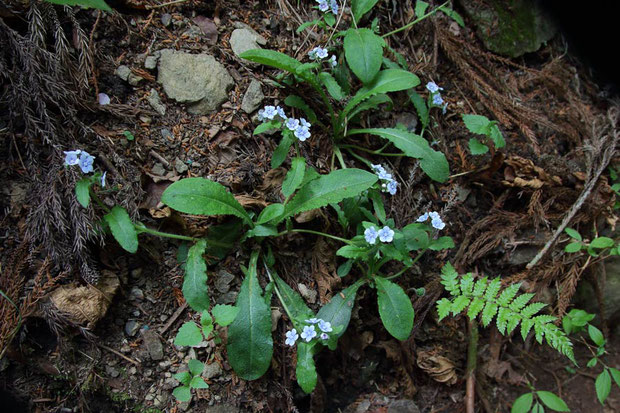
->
xmin=96 ymin=343 xmax=141 ymax=366
xmin=159 ymin=302 xmax=188 ymax=335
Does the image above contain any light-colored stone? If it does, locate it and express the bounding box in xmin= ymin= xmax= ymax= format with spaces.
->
xmin=157 ymin=49 xmax=234 ymax=115
xmin=241 ymin=79 xmax=264 ymax=114
xmin=148 ymin=89 xmax=166 ymax=116
xmin=144 ymin=55 xmax=158 ymax=70
xmin=229 ymin=28 xmax=267 ymax=57
xmin=115 ymin=65 xmax=131 ymax=81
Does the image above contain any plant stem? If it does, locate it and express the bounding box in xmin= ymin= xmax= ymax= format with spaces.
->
xmin=262 ymin=261 xmax=298 ymax=329
xmin=465 ymin=319 xmax=479 ymax=413
xmin=333 ymin=146 xmax=347 ymax=169
xmin=89 ymin=188 xmax=110 ymax=213
xmin=382 ymin=1 xmax=450 ymax=38
xmin=135 ymin=224 xmax=201 ymax=242
xmin=276 ymin=228 xmax=352 ymax=244
xmin=385 ymin=248 xmax=428 ymax=280
xmin=340 ymin=144 xmax=405 ymax=158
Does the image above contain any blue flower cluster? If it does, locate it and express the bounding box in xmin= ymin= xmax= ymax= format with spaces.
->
xmin=426 ymin=81 xmax=448 ymax=114
xmin=364 ymin=225 xmax=395 ymax=244
xmin=416 ymin=211 xmax=446 ymax=230
xmin=308 ymin=46 xmax=337 ymax=67
xmin=285 ymin=318 xmax=333 ymax=347
xmin=259 ymin=104 xmax=312 ymax=142
xmin=316 ymin=0 xmax=339 ymax=15
xmin=371 ymin=164 xmax=398 ymax=195
xmin=64 ymin=150 xmax=95 ymax=174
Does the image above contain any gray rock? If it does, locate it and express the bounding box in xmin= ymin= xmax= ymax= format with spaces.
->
xmin=297 ymin=283 xmax=317 ymax=304
xmin=130 ymin=286 xmax=144 ymax=301
xmin=458 ymin=0 xmax=556 ymax=58
xmin=158 ymin=49 xmax=234 ymax=115
xmin=217 ymin=291 xmax=238 ymax=305
xmin=142 ymin=330 xmax=164 ymax=361
xmin=161 ymin=13 xmax=172 ymax=27
xmin=153 ymin=392 xmax=168 ymax=408
xmin=151 ymin=162 xmax=166 ymax=176
xmin=128 ymin=73 xmax=143 ymax=86
xmin=241 ymin=80 xmax=264 ymax=114
xmin=203 ymin=362 xmax=222 ymax=379
xmin=105 ymin=365 xmax=120 ymax=378
xmin=214 ymin=270 xmax=235 ymax=293
xmin=144 ymin=55 xmax=158 ymax=70
xmin=115 ymin=65 xmax=131 ymax=82
xmin=394 ymin=112 xmax=418 ymax=133
xmin=148 ymin=89 xmax=166 ymax=116
xmin=174 ymin=158 xmax=189 ymax=174
xmin=229 ymin=28 xmax=267 ymax=58
xmin=387 ymin=399 xmax=420 ymax=413
xmin=125 ymin=320 xmax=140 ymax=337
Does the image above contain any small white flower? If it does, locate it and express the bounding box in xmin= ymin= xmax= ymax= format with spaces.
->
xmin=426 ymin=82 xmax=443 ymax=93
xmin=299 ymin=118 xmax=311 ymax=129
xmin=285 ymin=329 xmax=299 ymax=346
xmin=364 ymin=226 xmax=379 ymax=244
xmin=262 ymin=105 xmax=277 ymax=120
xmin=257 ymin=109 xmax=265 ymax=121
xmin=285 ymin=118 xmax=300 ymax=131
xmin=101 ymin=171 xmax=107 ymax=188
xmin=318 ymin=320 xmax=332 ymax=333
xmin=378 ymin=226 xmax=395 ymax=243
xmin=320 ymin=332 xmax=329 ymax=340
xmin=305 ymin=318 xmax=320 ymax=324
xmin=63 ymin=150 xmax=82 ymax=166
xmin=387 ymin=180 xmax=397 ymax=195
xmin=276 ymin=106 xmax=287 ymax=120
xmin=329 ymin=55 xmax=337 ymax=67
xmin=416 ymin=212 xmax=429 ymax=222
xmin=98 ymin=93 xmax=110 ymax=105
xmin=294 ymin=125 xmax=311 ymax=141
xmin=317 ymin=0 xmax=329 ymax=12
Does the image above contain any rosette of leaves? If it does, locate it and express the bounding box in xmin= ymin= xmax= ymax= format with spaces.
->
xmin=437 ymin=263 xmax=574 ymax=362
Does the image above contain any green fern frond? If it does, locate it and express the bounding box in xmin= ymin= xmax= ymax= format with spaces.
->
xmin=437 ymin=263 xmax=574 ymax=362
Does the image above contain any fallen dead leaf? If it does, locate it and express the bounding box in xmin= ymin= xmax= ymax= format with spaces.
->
xmin=311 ymin=238 xmax=341 ymax=303
xmin=416 ymin=349 xmax=458 ymax=385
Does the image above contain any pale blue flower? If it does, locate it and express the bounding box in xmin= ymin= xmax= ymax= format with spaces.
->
xmin=364 ymin=226 xmax=378 ymax=244
xmin=416 ymin=212 xmax=429 ymax=222
xmin=330 ymin=0 xmax=339 ymax=14
xmin=257 ymin=108 xmax=265 ymax=121
xmin=101 ymin=171 xmax=107 ymax=188
xmin=442 ymin=103 xmax=448 ymax=114
xmin=294 ymin=125 xmax=311 ymax=141
xmin=320 ymin=333 xmax=329 ymax=340
xmin=301 ymin=325 xmax=317 ymax=342
xmin=317 ymin=0 xmax=329 ymax=12
xmin=329 ymin=55 xmax=337 ymax=67
xmin=305 ymin=318 xmax=320 ymax=324
xmin=377 ymin=170 xmax=392 ymax=181
xmin=285 ymin=118 xmax=300 ymax=131
xmin=371 ymin=164 xmax=386 ymax=175
xmin=428 ymin=211 xmax=446 ymax=230
xmin=378 ymin=226 xmax=395 ymax=243
xmin=262 ymin=105 xmax=277 ymax=120
xmin=98 ymin=93 xmax=110 ymax=105
xmin=426 ymin=82 xmax=443 ymax=93
xmin=78 ymin=151 xmax=94 ymax=174
xmin=276 ymin=106 xmax=287 ymax=120
xmin=285 ymin=329 xmax=299 ymax=346
xmin=64 ymin=150 xmax=82 ymax=166
xmin=318 ymin=320 xmax=332 ymax=333
xmin=300 ymin=118 xmax=311 ymax=129
xmin=432 ymin=93 xmax=444 ymax=106
xmin=386 ymin=180 xmax=398 ymax=195
xmin=310 ymin=47 xmax=328 ymax=60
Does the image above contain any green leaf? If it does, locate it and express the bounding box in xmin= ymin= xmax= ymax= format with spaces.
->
xmin=564 ymin=242 xmax=583 ymax=253
xmin=324 ymin=12 xmax=336 ymax=26
xmin=587 ymin=357 xmax=597 ymax=368
xmin=489 ymin=124 xmax=505 ymax=148
xmin=75 ymin=178 xmax=91 ymax=208
xmin=344 ymin=28 xmax=384 ymax=84
xmin=253 ymin=120 xmax=281 ymax=135
xmin=282 ymin=157 xmax=306 ymax=198
xmin=343 ymin=69 xmax=420 ymax=117
xmin=205 ymin=220 xmax=243 ymax=262
xmin=44 ymin=0 xmax=112 ymax=12
xmin=588 ymin=324 xmax=605 ymax=346
xmin=317 ymin=280 xmax=364 ymax=338
xmin=296 ymin=19 xmax=321 ymax=33
xmin=564 ymin=228 xmax=582 ymax=241
xmin=319 ymin=72 xmax=345 ymax=101
xmin=429 ymin=236 xmax=455 ymax=251
xmin=336 ymin=245 xmax=368 ymax=259
xmin=469 ymin=138 xmax=489 ymax=155
xmin=175 ymin=322 xmax=203 ymax=347
xmin=212 ymin=304 xmax=240 ymax=326
xmin=481 ymin=301 xmax=498 ymax=327
xmin=462 ymin=114 xmax=492 ymax=135
xmin=284 ymin=95 xmax=318 ymax=124
xmin=189 ymin=376 xmax=209 ymax=389
xmin=537 ymin=391 xmax=568 ymax=412
xmin=256 ymin=203 xmax=285 ymax=225
xmin=415 ymin=0 xmax=430 ymax=17
xmin=595 ymin=369 xmax=612 ymax=404
xmin=351 ymin=0 xmax=380 ymax=22
xmin=103 ymin=206 xmax=138 ymax=253
xmin=348 ymin=94 xmax=393 ymax=120
xmin=609 ymin=367 xmax=620 ymax=388
xmin=531 ymin=402 xmax=545 ymax=413
xmin=272 ymin=134 xmax=295 ymax=169
xmin=227 ymin=252 xmax=273 ymax=380
xmin=439 ymin=5 xmax=465 ymax=27
xmin=183 ymin=240 xmax=209 ymax=312
xmin=511 ymin=392 xmax=533 ymax=413
xmin=368 ymin=190 xmax=386 ymax=223
xmin=272 ymin=272 xmax=313 ymax=321
xmin=591 ymin=237 xmax=614 ymax=249
xmin=279 ymin=169 xmax=378 ymax=222
xmin=467 ymin=298 xmax=485 ymax=320
xmin=375 ymin=277 xmax=414 ymax=341
xmin=497 ymin=283 xmax=521 ymax=307
xmin=188 ymin=359 xmax=204 ymax=376
xmin=172 ymin=386 xmax=191 ymax=402
xmin=408 ymin=90 xmax=429 ymax=129
xmin=337 ymin=260 xmax=353 ymax=277
xmin=162 ymin=178 xmax=252 ymax=225
xmin=246 ymin=224 xmax=278 ymax=238
xmin=437 ymin=298 xmax=452 ymax=321
xmin=240 ymin=49 xmax=304 ymax=78
xmin=296 ymin=342 xmax=318 ymax=393
xmin=174 ymin=371 xmax=192 ymax=385
xmin=348 ymin=128 xmax=449 ymax=182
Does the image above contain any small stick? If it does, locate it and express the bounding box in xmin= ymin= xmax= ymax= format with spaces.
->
xmin=159 ymin=302 xmax=188 ymax=335
xmin=149 ymin=150 xmax=171 ymax=167
xmin=97 ymin=343 xmax=141 ymax=366
xmin=145 ymin=0 xmax=190 ymax=9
